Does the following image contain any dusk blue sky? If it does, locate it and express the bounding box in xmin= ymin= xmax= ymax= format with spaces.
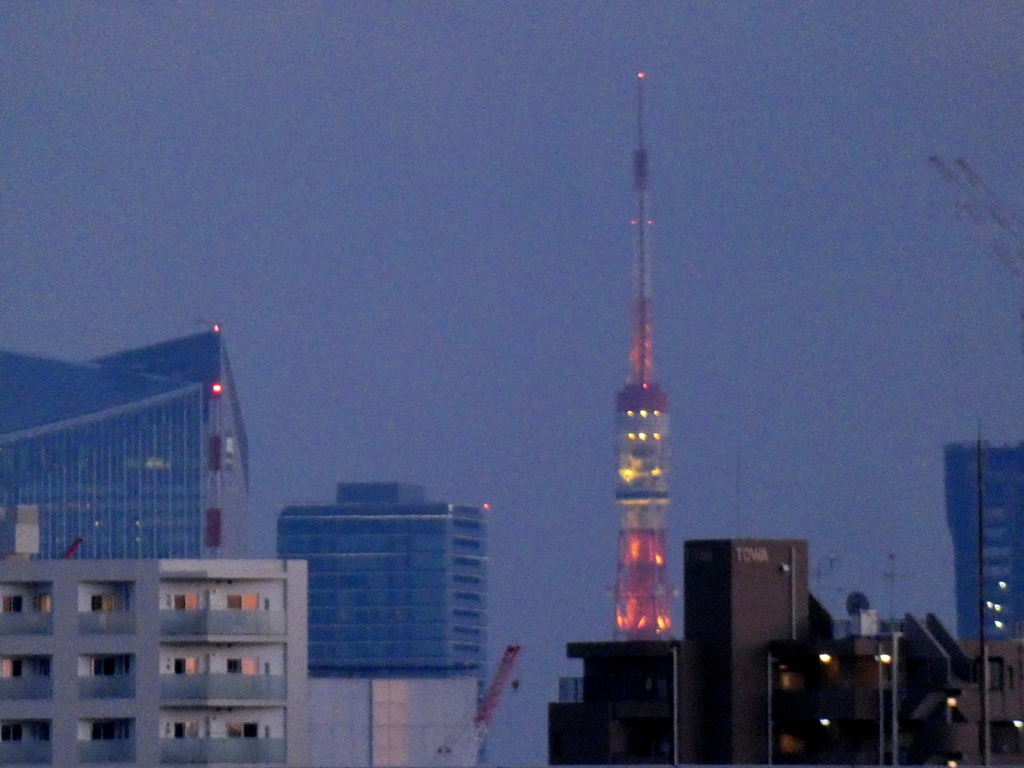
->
xmin=3 ymin=3 xmax=1024 ymax=763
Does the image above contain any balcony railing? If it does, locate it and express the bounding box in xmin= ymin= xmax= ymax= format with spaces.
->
xmin=79 ymin=739 xmax=135 ymax=764
xmin=0 ymin=740 xmax=51 ymax=765
xmin=159 ymin=737 xmax=285 ymax=764
xmin=160 ymin=610 xmax=286 ymax=636
xmin=79 ymin=674 xmax=135 ymax=699
xmin=78 ymin=611 xmax=136 ymax=635
xmin=0 ymin=676 xmax=52 ymax=700
xmin=0 ymin=612 xmax=52 ymax=636
xmin=159 ymin=674 xmax=286 ymax=701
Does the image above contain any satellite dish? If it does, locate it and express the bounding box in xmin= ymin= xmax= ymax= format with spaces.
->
xmin=846 ymin=591 xmax=870 ymax=616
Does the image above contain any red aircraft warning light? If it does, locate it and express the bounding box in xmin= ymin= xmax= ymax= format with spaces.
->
xmin=211 ymin=382 xmax=223 ymax=396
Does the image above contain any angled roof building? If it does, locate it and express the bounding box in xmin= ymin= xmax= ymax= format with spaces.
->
xmin=0 ymin=330 xmax=249 ymax=559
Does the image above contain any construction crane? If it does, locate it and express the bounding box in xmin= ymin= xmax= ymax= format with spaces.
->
xmin=435 ymin=644 xmax=521 ymax=762
xmin=474 ymin=644 xmax=521 ymax=736
xmin=62 ymin=537 xmax=83 ymax=559
xmin=929 ymin=155 xmax=1024 ymax=325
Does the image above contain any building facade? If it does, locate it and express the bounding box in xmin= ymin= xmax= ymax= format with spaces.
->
xmin=278 ymin=482 xmax=487 ymax=767
xmin=551 ymin=538 xmax=1024 ymax=765
xmin=945 ymin=441 xmax=1024 ymax=640
xmin=0 ymin=330 xmax=248 ymax=560
xmin=277 ymin=482 xmax=486 ymax=681
xmin=0 ymin=558 xmax=308 ymax=766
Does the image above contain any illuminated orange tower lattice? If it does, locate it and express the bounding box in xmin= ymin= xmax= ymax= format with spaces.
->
xmin=613 ymin=72 xmax=672 ymax=639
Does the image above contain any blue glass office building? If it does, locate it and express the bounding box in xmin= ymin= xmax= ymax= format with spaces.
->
xmin=945 ymin=441 xmax=1024 ymax=639
xmin=0 ymin=331 xmax=249 ymax=559
xmin=277 ymin=483 xmax=487 ymax=681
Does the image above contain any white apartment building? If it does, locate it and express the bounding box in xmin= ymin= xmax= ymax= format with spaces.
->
xmin=0 ymin=558 xmax=308 ymax=766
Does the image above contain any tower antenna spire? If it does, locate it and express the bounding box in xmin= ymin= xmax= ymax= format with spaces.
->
xmin=630 ymin=71 xmax=653 ymax=385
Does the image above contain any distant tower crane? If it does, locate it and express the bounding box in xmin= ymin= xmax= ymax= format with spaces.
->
xmin=929 ymin=155 xmax=1024 ymax=332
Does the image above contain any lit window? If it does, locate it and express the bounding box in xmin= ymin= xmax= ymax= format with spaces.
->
xmin=878 ymin=654 xmax=892 ymax=664
xmin=640 ymin=410 xmax=647 ymax=417
xmin=227 ymin=658 xmax=258 ymax=675
xmin=172 ymin=594 xmax=199 ymax=610
xmin=653 ymin=433 xmax=661 ymax=440
xmin=818 ymin=653 xmax=832 ymax=663
xmin=819 ymin=718 xmax=830 ymax=726
xmin=227 ymin=594 xmax=259 ymax=610
xmin=627 ymin=411 xmax=634 ymax=417
xmin=995 ymin=620 xmax=1005 ymax=629
xmin=947 ymin=696 xmax=958 ymax=707
xmin=173 ymin=658 xmax=199 ymax=675
xmin=639 ymin=433 xmax=647 ymax=440
xmin=628 ymin=434 xmax=636 ymax=440
xmin=1 ymin=596 xmax=22 ymax=613
xmin=227 ymin=722 xmax=258 ymax=738
xmin=1014 ymin=720 xmax=1023 ymax=729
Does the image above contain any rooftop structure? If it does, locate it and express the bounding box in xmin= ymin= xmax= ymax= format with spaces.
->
xmin=0 ymin=330 xmax=249 ymax=559
xmin=613 ymin=72 xmax=672 ymax=639
xmin=0 ymin=557 xmax=308 ymax=766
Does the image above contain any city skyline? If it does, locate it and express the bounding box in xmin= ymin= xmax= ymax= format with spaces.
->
xmin=3 ymin=4 xmax=1024 ymax=763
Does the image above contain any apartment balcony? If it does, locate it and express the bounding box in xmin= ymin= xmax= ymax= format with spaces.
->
xmin=78 ymin=739 xmax=135 ymax=764
xmin=78 ymin=611 xmax=136 ymax=635
xmin=0 ymin=612 xmax=51 ymax=635
xmin=159 ymin=673 xmax=286 ymax=701
xmin=160 ymin=609 xmax=286 ymax=637
xmin=78 ymin=674 xmax=135 ymax=699
xmin=159 ymin=737 xmax=285 ymax=764
xmin=0 ymin=676 xmax=52 ymax=700
xmin=0 ymin=740 xmax=51 ymax=765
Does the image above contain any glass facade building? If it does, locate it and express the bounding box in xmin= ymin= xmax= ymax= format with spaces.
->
xmin=945 ymin=441 xmax=1024 ymax=639
xmin=277 ymin=483 xmax=487 ymax=682
xmin=0 ymin=331 xmax=249 ymax=559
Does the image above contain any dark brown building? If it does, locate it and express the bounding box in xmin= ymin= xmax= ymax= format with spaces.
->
xmin=549 ymin=538 xmax=1024 ymax=765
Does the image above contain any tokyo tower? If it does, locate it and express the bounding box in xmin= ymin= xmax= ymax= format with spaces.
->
xmin=613 ymin=72 xmax=672 ymax=639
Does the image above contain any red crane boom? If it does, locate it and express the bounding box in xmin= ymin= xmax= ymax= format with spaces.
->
xmin=475 ymin=644 xmax=520 ymax=731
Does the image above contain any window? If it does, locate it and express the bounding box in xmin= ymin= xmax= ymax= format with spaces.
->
xmin=1 ymin=596 xmax=22 ymax=613
xmin=92 ymin=655 xmax=131 ymax=676
xmin=91 ymin=594 xmax=116 ymax=612
xmin=173 ymin=658 xmax=199 ymax=675
xmin=0 ymin=723 xmax=22 ymax=742
xmin=0 ymin=659 xmax=22 ymax=678
xmin=172 ymin=594 xmax=199 ymax=610
xmin=173 ymin=721 xmax=200 ymax=738
xmin=33 ymin=595 xmax=50 ymax=612
xmin=91 ymin=719 xmax=132 ymax=740
xmin=227 ymin=722 xmax=258 ymax=738
xmin=226 ymin=658 xmax=258 ymax=675
xmin=227 ymin=594 xmax=258 ymax=610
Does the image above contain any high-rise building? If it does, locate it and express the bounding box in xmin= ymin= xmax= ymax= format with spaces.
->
xmin=945 ymin=440 xmax=1024 ymax=640
xmin=277 ymin=482 xmax=486 ymax=679
xmin=613 ymin=72 xmax=672 ymax=639
xmin=0 ymin=330 xmax=248 ymax=559
xmin=277 ymin=482 xmax=488 ymax=767
xmin=0 ymin=557 xmax=309 ymax=767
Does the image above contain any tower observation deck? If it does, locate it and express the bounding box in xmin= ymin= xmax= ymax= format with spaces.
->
xmin=613 ymin=73 xmax=672 ymax=639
